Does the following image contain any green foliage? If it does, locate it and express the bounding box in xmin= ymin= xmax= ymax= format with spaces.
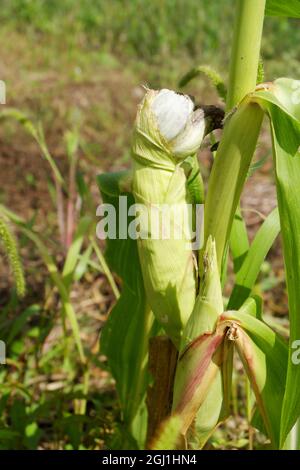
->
xmin=97 ymin=172 xmax=154 ymax=449
xmin=228 ymin=208 xmax=280 ymax=309
xmin=266 ymin=0 xmax=300 ymax=18
xmin=0 ymin=0 xmax=231 ymax=61
xmin=0 ymin=205 xmax=90 ymax=363
xmin=252 ymin=80 xmax=300 ymax=446
xmin=226 ymin=309 xmax=288 ymax=449
xmin=1 ymin=0 xmax=300 ymax=452
xmin=0 ymin=0 xmax=299 ymax=76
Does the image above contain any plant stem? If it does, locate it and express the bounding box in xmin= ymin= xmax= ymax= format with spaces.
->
xmin=227 ymin=0 xmax=266 ymax=110
xmin=146 ymin=336 xmax=178 ymax=446
xmin=66 ymin=153 xmax=78 ymax=249
xmin=224 ymin=0 xmax=266 ymax=280
xmin=203 ymin=0 xmax=266 ymax=269
xmin=204 ymin=103 xmax=263 ymax=270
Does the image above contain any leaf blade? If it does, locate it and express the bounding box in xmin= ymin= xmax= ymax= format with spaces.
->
xmin=266 ymin=0 xmax=300 ymax=17
xmin=228 ymin=207 xmax=280 ymax=309
xmin=97 ymin=172 xmax=154 ymax=448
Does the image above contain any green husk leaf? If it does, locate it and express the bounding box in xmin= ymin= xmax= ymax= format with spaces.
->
xmin=149 ymin=416 xmax=183 ymax=450
xmin=131 ymin=90 xmax=201 ymax=346
xmin=172 ymin=326 xmax=226 ymax=438
xmin=183 ymin=155 xmax=205 ymax=205
xmin=172 ymin=238 xmax=225 ymax=448
xmin=182 ymin=237 xmax=223 ymax=347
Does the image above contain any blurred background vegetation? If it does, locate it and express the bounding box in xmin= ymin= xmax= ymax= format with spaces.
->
xmin=0 ymin=0 xmax=299 ymax=166
xmin=0 ymin=0 xmax=299 ymax=450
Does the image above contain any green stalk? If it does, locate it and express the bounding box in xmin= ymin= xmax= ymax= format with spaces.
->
xmin=204 ymin=0 xmax=266 ymax=269
xmin=226 ymin=0 xmax=266 ymax=279
xmin=227 ymin=0 xmax=266 ymax=110
xmin=204 ymin=103 xmax=263 ymax=270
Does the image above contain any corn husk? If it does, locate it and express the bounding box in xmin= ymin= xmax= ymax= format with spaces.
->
xmin=131 ymin=89 xmax=206 ymax=346
xmin=171 ymin=237 xmax=225 ymax=445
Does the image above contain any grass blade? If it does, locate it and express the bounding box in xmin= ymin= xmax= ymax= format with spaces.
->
xmin=90 ymin=237 xmax=120 ymax=300
xmin=0 ymin=205 xmax=85 ymax=363
xmin=62 ymin=216 xmax=92 ymax=289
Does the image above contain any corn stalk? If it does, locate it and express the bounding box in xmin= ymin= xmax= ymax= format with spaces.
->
xmin=97 ymin=0 xmax=300 ymax=450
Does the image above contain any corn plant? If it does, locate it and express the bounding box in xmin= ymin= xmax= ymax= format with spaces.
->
xmin=98 ymin=0 xmax=300 ymax=450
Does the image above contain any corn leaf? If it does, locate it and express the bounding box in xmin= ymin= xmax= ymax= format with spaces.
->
xmin=266 ymin=0 xmax=300 ymax=17
xmin=271 ymin=129 xmax=300 ymax=446
xmin=230 ymin=209 xmax=249 ymax=273
xmin=251 ymin=79 xmax=300 ymax=446
xmin=224 ymin=310 xmax=288 ymax=448
xmin=97 ymin=172 xmax=154 ymax=449
xmin=228 ymin=207 xmax=280 ymax=309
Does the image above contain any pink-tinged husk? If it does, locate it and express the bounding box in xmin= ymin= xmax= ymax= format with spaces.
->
xmin=172 ymin=237 xmax=226 ymax=445
xmin=172 ymin=319 xmax=232 ymax=437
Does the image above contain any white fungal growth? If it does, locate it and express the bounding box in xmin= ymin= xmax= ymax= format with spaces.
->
xmin=151 ymin=88 xmax=205 ymax=157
